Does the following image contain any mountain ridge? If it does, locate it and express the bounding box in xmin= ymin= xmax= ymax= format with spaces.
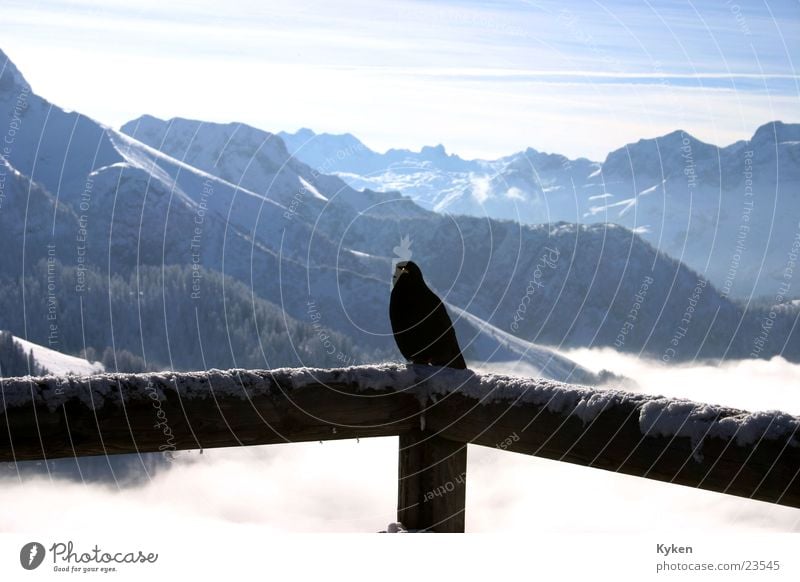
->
xmin=2 ymin=47 xmax=797 ymax=377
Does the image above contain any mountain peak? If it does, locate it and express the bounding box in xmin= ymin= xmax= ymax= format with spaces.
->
xmin=648 ymin=128 xmax=698 ymax=146
xmin=421 ymin=144 xmax=446 ymax=155
xmin=121 ymin=114 xmax=163 ymax=133
xmin=279 ymin=127 xmax=366 ymax=149
xmin=0 ymin=48 xmax=32 ymax=96
xmin=751 ymin=120 xmax=800 ymax=144
xmin=293 ymin=127 xmax=317 ymax=139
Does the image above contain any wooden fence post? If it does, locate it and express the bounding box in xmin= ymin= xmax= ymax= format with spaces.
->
xmin=397 ymin=429 xmax=467 ymax=532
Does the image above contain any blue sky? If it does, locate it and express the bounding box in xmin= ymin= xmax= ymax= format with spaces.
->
xmin=1 ymin=0 xmax=798 ymax=159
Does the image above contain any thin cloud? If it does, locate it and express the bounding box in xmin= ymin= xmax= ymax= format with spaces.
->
xmin=1 ymin=0 xmax=798 ymax=159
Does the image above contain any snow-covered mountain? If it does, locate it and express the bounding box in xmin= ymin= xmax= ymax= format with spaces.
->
xmin=122 ymin=116 xmax=427 ymax=222
xmin=118 ymin=114 xmax=795 ymax=364
xmin=279 ymin=128 xmax=483 ymax=175
xmin=280 ymin=125 xmax=800 ymax=298
xmin=0 ymin=48 xmax=398 ymax=342
xmin=278 ymin=128 xmax=502 ymax=214
xmin=2 ymin=47 xmax=797 ymax=377
xmin=0 ymin=48 xmax=610 ymax=382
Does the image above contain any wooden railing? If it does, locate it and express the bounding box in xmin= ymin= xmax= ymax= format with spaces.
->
xmin=1 ymin=364 xmax=798 ymax=532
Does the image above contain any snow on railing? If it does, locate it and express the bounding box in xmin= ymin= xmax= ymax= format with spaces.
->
xmin=1 ymin=364 xmax=798 ymax=532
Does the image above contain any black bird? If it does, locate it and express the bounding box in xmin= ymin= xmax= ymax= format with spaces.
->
xmin=390 ymin=261 xmax=467 ymax=369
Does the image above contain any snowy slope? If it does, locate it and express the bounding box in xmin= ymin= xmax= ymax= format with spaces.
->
xmin=448 ymin=304 xmax=599 ymax=384
xmin=10 ymin=334 xmax=103 ymax=376
xmin=121 ymin=115 xmax=428 ymax=221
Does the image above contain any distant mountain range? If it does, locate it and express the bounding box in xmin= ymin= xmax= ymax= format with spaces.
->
xmin=279 ymin=122 xmax=800 ymax=299
xmin=1 ymin=46 xmax=798 ymax=385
